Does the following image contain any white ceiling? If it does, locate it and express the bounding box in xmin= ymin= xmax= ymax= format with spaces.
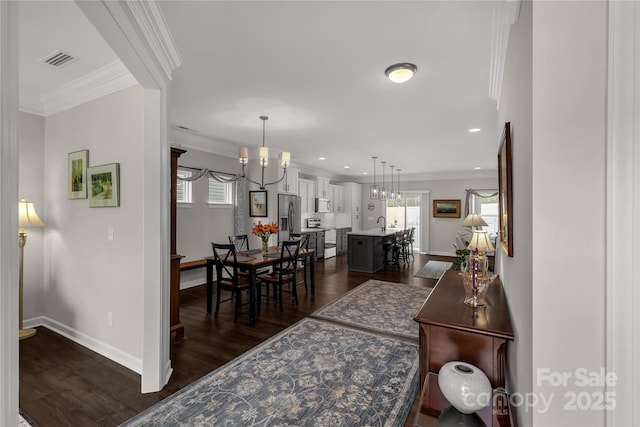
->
xmin=18 ymin=1 xmax=500 ymax=182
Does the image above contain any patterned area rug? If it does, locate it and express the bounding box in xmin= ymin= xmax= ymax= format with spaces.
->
xmin=311 ymin=279 xmax=432 ymax=340
xmin=121 ymin=318 xmax=419 ymax=426
xmin=414 ymin=260 xmax=453 ymax=279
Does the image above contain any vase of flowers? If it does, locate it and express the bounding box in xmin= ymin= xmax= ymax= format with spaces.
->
xmin=252 ymin=221 xmax=279 ymax=255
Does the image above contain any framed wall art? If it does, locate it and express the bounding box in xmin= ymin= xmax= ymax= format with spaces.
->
xmin=498 ymin=122 xmax=513 ymax=257
xmin=249 ymin=190 xmax=268 ymax=217
xmin=68 ymin=149 xmax=89 ymax=199
xmin=88 ymin=163 xmax=120 ymax=208
xmin=433 ymin=199 xmax=461 ymax=218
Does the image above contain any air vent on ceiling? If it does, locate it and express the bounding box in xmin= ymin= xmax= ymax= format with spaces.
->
xmin=40 ymin=50 xmax=78 ymax=68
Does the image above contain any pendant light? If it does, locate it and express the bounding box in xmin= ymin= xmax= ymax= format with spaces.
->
xmin=389 ymin=165 xmax=396 ymax=200
xmin=370 ymin=156 xmax=380 ymax=199
xmin=380 ymin=161 xmax=387 ymax=201
xmin=396 ymin=168 xmax=402 ymax=202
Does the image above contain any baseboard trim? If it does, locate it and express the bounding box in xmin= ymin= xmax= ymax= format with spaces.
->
xmin=180 ymin=278 xmax=205 ymax=290
xmin=427 ymin=250 xmax=457 ymax=257
xmin=23 ymin=316 xmax=142 ymax=375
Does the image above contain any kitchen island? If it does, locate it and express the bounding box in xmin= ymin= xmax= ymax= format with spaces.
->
xmin=347 ymin=228 xmax=401 ymax=273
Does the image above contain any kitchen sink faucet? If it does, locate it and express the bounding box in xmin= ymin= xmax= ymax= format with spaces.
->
xmin=377 ymin=216 xmax=386 ymax=232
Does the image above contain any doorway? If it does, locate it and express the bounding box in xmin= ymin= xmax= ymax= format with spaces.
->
xmin=386 ymin=191 xmax=430 ymax=253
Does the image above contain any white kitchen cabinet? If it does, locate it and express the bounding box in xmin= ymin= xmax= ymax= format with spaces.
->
xmin=330 ymin=184 xmax=344 ymax=212
xmin=341 ymin=182 xmax=362 ymax=231
xmin=298 ymin=178 xmax=316 ymax=213
xmin=316 ymin=176 xmax=331 ymax=198
xmin=278 ymin=166 xmax=298 ymax=194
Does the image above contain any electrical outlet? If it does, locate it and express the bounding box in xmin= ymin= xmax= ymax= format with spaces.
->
xmin=107 ymin=312 xmax=113 ymax=326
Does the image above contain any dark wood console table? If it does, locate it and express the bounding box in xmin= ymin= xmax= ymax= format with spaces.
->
xmin=413 ymin=270 xmax=514 ymax=424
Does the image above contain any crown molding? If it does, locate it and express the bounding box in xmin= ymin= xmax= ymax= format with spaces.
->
xmin=18 ymin=103 xmax=45 ymax=117
xmin=489 ymin=0 xmax=522 ymax=105
xmin=170 ymin=127 xmax=291 ymax=161
xmin=40 ymin=60 xmax=137 ymax=116
xmin=170 ymin=127 xmax=240 ymax=159
xmin=125 ymin=1 xmax=182 ymax=81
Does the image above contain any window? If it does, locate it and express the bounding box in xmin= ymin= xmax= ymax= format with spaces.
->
xmin=176 ymin=169 xmax=192 ymax=205
xmin=208 ymin=177 xmax=233 ymax=205
xmin=469 ymin=191 xmax=499 ymax=238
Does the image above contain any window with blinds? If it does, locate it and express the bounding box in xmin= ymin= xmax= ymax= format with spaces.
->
xmin=208 ymin=177 xmax=233 ymax=205
xmin=176 ymin=169 xmax=192 ymax=204
xmin=469 ymin=191 xmax=499 ymax=238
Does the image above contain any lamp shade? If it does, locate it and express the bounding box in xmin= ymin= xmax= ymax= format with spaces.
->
xmin=18 ymin=198 xmax=46 ymax=231
xmin=462 ymin=213 xmax=488 ymax=228
xmin=467 ymin=230 xmax=495 ymax=253
xmin=259 ymin=146 xmax=269 ymax=166
xmin=280 ymin=151 xmax=290 ymax=168
xmin=239 ymin=147 xmax=249 ymax=164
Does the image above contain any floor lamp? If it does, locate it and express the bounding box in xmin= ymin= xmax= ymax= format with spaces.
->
xmin=19 ymin=197 xmax=46 ymax=340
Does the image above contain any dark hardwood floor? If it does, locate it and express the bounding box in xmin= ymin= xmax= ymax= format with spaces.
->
xmin=19 ymin=252 xmax=454 ymax=427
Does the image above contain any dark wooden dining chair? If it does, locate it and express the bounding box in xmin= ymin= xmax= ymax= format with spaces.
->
xmin=290 ymin=233 xmax=310 ymax=291
xmin=211 ymin=242 xmax=253 ymax=322
xmin=259 ymin=240 xmax=301 ymax=312
xmin=228 ymin=234 xmax=250 ymax=251
xmin=228 ymin=234 xmax=269 ymax=276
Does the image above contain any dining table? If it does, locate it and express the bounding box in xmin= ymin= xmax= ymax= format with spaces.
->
xmin=205 ymin=246 xmax=316 ymax=325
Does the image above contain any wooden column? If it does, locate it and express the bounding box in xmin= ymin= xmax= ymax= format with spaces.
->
xmin=170 ymin=147 xmax=186 ymax=340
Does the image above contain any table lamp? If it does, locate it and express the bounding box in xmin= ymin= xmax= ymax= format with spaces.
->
xmin=467 ymin=230 xmax=495 ymax=275
xmin=462 ymin=213 xmax=488 ymax=230
xmin=19 ymin=197 xmax=46 ymax=340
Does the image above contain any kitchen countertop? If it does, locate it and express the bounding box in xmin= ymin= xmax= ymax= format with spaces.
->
xmin=301 ymin=228 xmax=326 ymax=233
xmin=347 ymin=228 xmax=403 ymax=237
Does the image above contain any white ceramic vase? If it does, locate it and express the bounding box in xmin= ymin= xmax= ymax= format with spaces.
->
xmin=438 ymin=361 xmax=492 ymax=414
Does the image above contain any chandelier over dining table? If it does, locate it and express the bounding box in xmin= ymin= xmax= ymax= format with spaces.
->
xmin=239 ymin=116 xmax=290 ymax=190
xmin=176 ymin=115 xmax=291 ymax=190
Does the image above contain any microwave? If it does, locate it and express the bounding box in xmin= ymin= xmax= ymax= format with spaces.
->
xmin=315 ymin=198 xmax=331 ymax=213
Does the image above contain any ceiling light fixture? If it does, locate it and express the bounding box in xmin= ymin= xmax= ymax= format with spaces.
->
xmin=385 ymin=62 xmax=417 ymax=83
xmin=380 ymin=161 xmax=388 ymax=201
xmin=396 ymin=169 xmax=402 ymax=202
xmin=238 ymin=116 xmax=290 ymax=189
xmin=468 ymin=128 xmax=482 ymax=133
xmin=389 ymin=165 xmax=396 ymax=200
xmin=370 ymin=156 xmax=380 ymax=199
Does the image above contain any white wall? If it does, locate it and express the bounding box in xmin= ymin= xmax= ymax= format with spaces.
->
xmin=496 ymin=1 xmax=533 ymax=425
xmin=176 ymin=148 xmax=236 ymax=262
xmin=19 ymin=112 xmax=46 ymax=319
xmin=498 ymin=2 xmax=608 ymax=426
xmin=361 ymin=176 xmax=497 ymax=254
xmin=43 ymin=85 xmax=145 ymax=369
xmin=531 ymin=2 xmax=607 ymax=426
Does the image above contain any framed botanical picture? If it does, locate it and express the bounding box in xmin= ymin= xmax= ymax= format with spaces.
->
xmin=249 ymin=190 xmax=267 ymax=217
xmin=68 ymin=150 xmax=89 ymax=199
xmin=88 ymin=163 xmax=120 ymax=208
xmin=498 ymin=122 xmax=513 ymax=257
xmin=433 ymin=199 xmax=461 ymax=218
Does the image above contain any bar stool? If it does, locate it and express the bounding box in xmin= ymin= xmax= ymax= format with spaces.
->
xmin=383 ymin=232 xmax=403 ymax=270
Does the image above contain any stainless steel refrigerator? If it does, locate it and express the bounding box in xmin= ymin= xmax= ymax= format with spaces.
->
xmin=278 ymin=194 xmax=302 ymax=242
